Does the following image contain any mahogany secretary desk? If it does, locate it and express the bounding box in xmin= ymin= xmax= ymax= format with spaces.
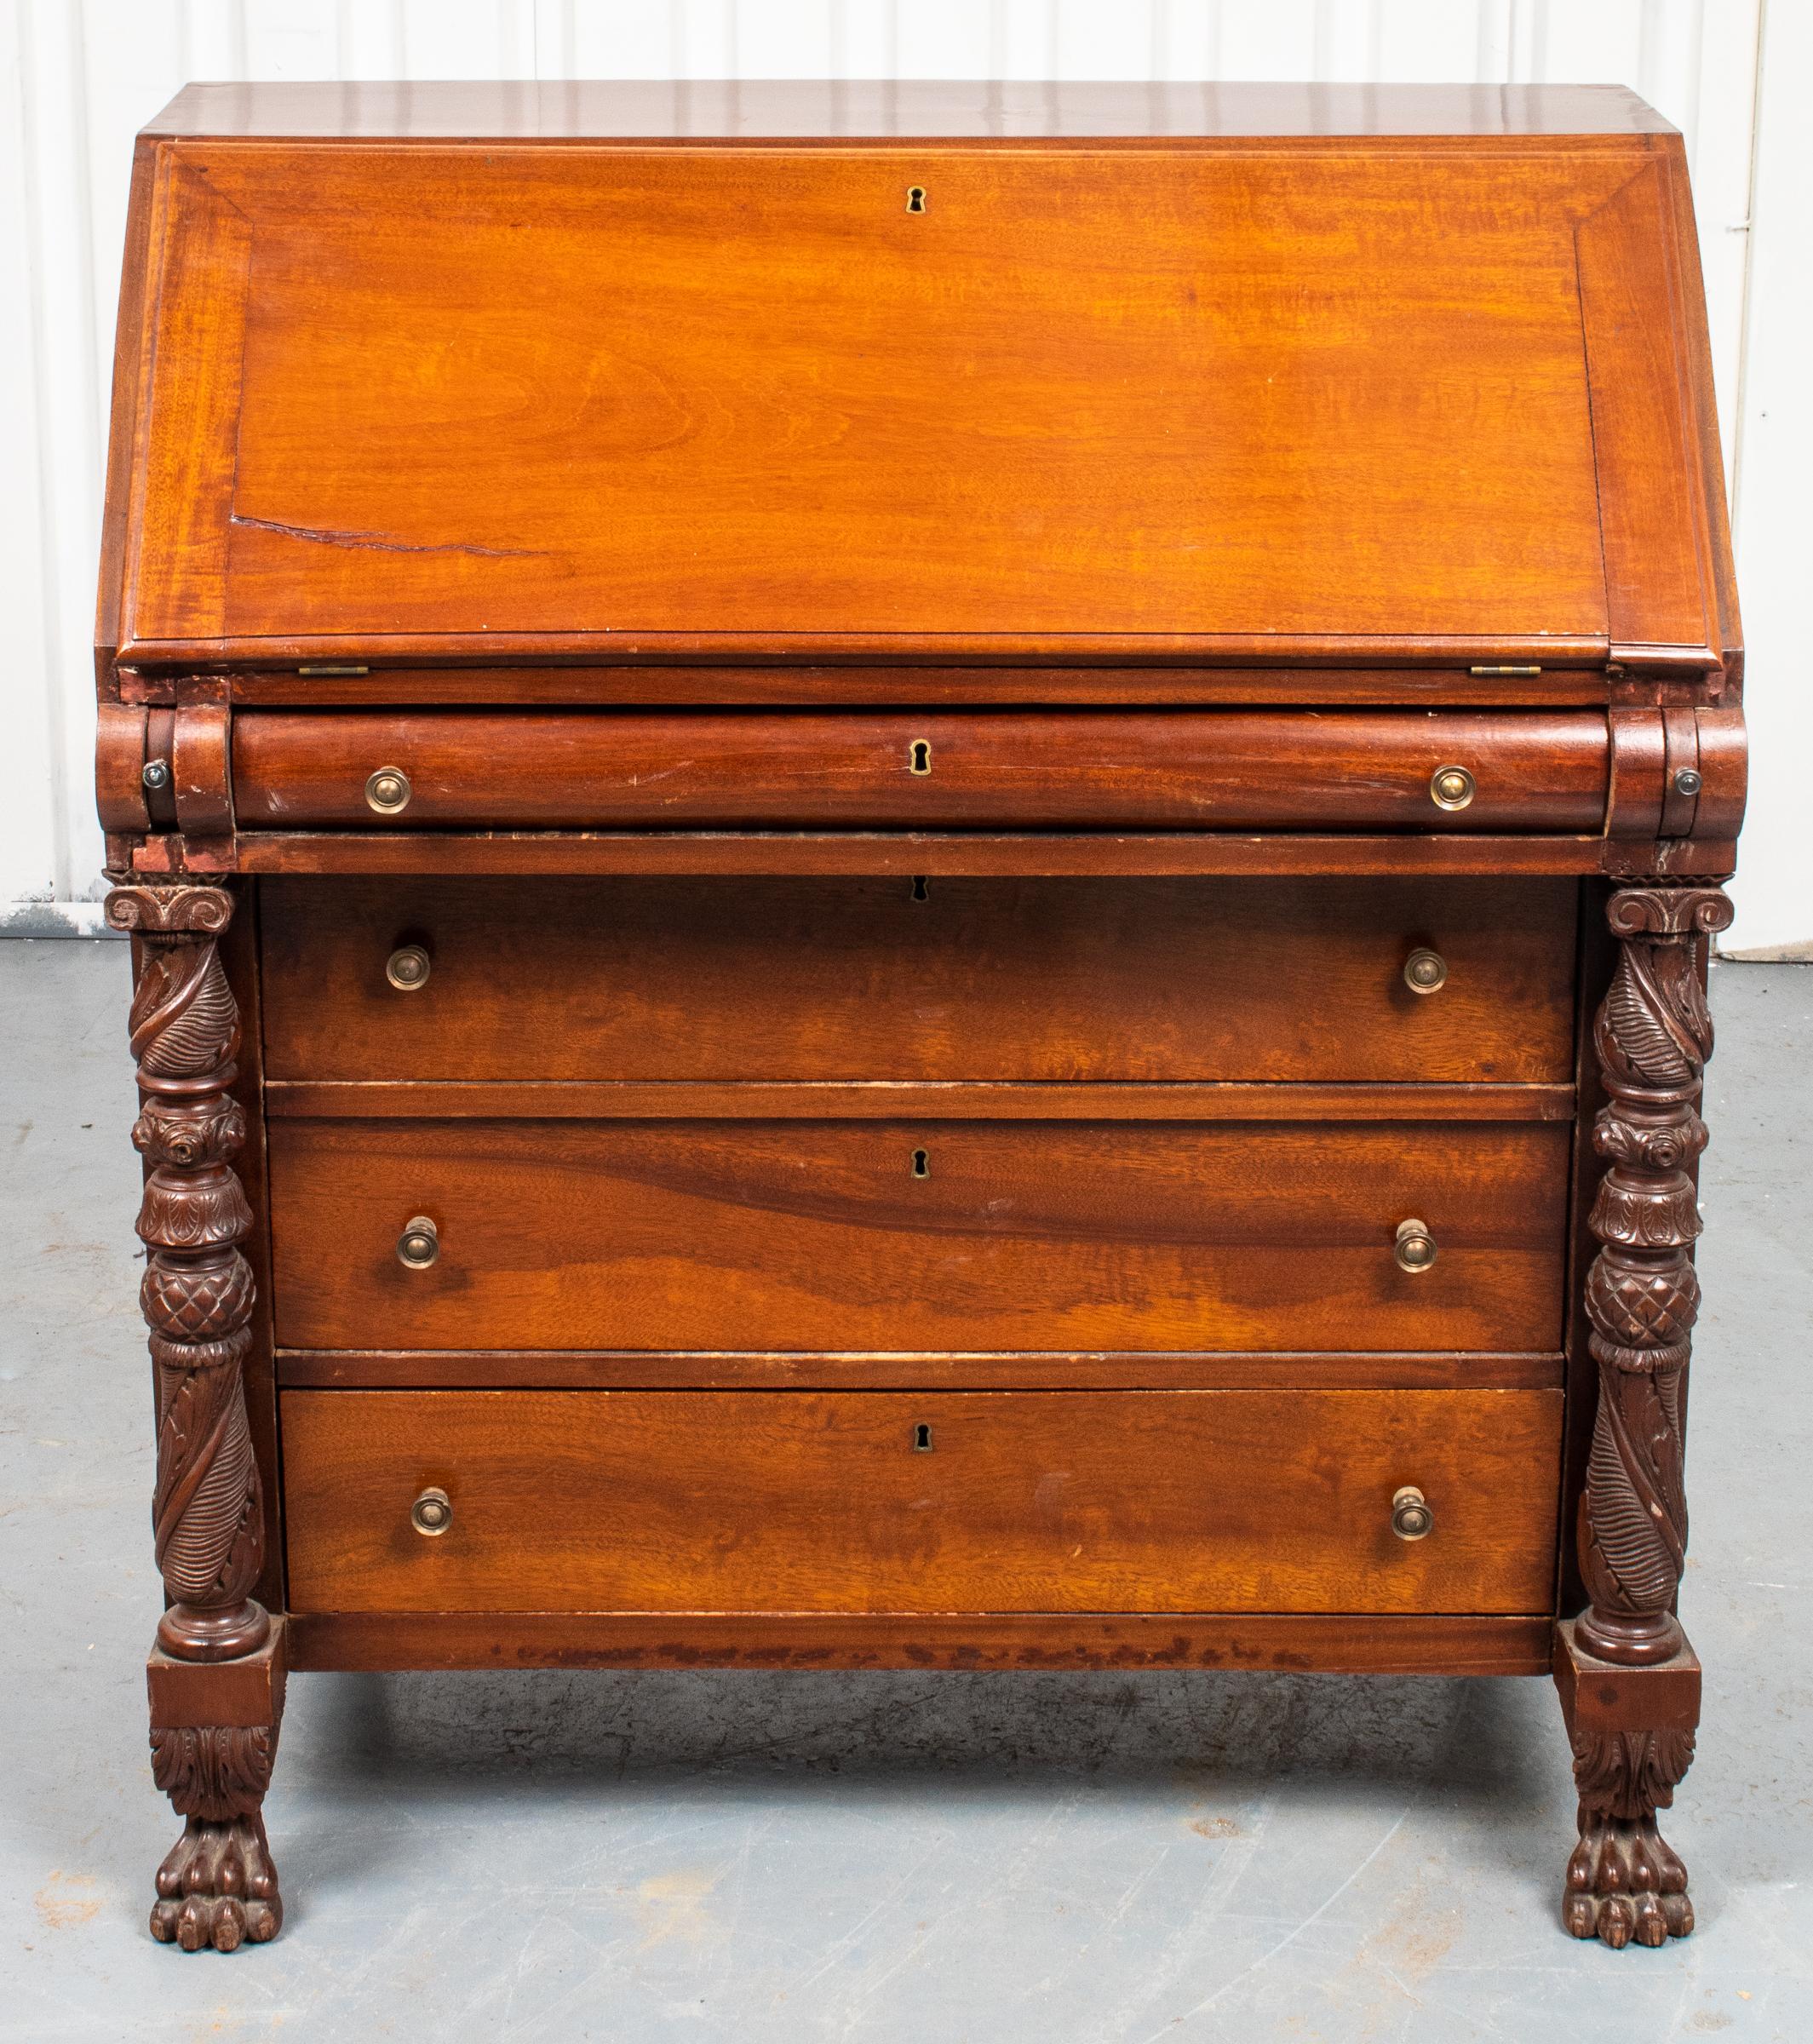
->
xmin=95 ymin=81 xmax=1743 ymax=1954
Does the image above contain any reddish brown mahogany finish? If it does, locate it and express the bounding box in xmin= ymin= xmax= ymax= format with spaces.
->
xmin=1549 ymin=886 xmax=1731 ymax=1947
xmin=229 ymin=710 xmax=1612 ymax=832
xmin=96 ymin=82 xmax=1742 ymax=1953
xmin=280 ymin=1388 xmax=1563 ymax=1616
xmin=105 ymin=883 xmax=284 ymax=1949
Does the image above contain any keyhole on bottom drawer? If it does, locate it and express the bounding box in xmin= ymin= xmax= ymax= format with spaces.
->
xmin=910 ymin=875 xmax=929 ymax=902
xmin=909 ymin=738 xmax=932 ymax=774
xmin=911 ymin=1147 xmax=930 ymax=1178
xmin=913 ymin=1422 xmax=934 ymax=1451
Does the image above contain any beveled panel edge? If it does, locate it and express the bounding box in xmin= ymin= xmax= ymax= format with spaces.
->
xmin=274 ymin=1350 xmax=1567 ymax=1392
xmin=262 ymin=1081 xmax=1578 ymax=1122
xmin=284 ymin=1610 xmax=1556 ymax=1675
xmin=118 ymin=632 xmax=1625 ymax=669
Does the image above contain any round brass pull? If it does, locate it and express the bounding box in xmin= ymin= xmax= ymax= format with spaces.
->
xmin=1394 ymin=1217 xmax=1437 ymax=1273
xmin=410 ymin=1487 xmax=452 ymax=1536
xmin=396 ymin=1215 xmax=439 ymax=1269
xmin=1391 ymin=1485 xmax=1433 ymax=1542
xmin=386 ymin=944 xmax=432 ymax=991
xmin=1430 ymin=764 xmax=1476 ymax=812
xmin=1403 ymin=948 xmax=1448 ymax=996
xmin=365 ymin=766 xmax=411 ymax=815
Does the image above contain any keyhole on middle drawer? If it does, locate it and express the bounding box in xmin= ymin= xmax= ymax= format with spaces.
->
xmin=909 ymin=739 xmax=932 ymax=775
xmin=913 ymin=1422 xmax=935 ymax=1451
xmin=911 ymin=1147 xmax=930 ymax=1178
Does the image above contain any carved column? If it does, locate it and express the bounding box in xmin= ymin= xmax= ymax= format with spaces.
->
xmin=106 ymin=883 xmax=284 ymax=1951
xmin=1560 ymin=882 xmax=1730 ymax=1948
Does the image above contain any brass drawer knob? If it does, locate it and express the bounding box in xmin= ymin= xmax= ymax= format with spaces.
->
xmin=1430 ymin=764 xmax=1476 ymax=812
xmin=386 ymin=944 xmax=432 ymax=991
xmin=410 ymin=1486 xmax=452 ymax=1536
xmin=365 ymin=766 xmax=412 ymax=815
xmin=1391 ymin=1485 xmax=1433 ymax=1542
xmin=1403 ymin=947 xmax=1448 ymax=995
xmin=396 ymin=1215 xmax=439 ymax=1269
xmin=1394 ymin=1217 xmax=1437 ymax=1272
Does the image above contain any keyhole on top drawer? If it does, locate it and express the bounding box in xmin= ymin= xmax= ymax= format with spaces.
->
xmin=913 ymin=1422 xmax=935 ymax=1451
xmin=906 ymin=187 xmax=927 ymax=214
xmin=909 ymin=739 xmax=932 ymax=775
xmin=911 ymin=1148 xmax=930 ymax=1179
xmin=910 ymin=875 xmax=929 ymax=902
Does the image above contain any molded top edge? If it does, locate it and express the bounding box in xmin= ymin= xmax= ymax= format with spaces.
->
xmin=141 ymin=79 xmax=1675 ymax=143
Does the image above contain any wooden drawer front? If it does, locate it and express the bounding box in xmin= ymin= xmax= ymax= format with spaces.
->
xmin=278 ymin=1388 xmax=1563 ymax=1615
xmin=261 ymin=876 xmax=1577 ymax=1084
xmin=232 ymin=710 xmax=1609 ymax=831
xmin=267 ymin=1119 xmax=1569 ymax=1352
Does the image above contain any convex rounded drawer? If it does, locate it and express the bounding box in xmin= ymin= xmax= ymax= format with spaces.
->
xmin=231 ymin=709 xmax=1610 ymax=830
xmin=266 ymin=1117 xmax=1569 ymax=1353
xmin=278 ymin=1387 xmax=1563 ymax=1616
xmin=259 ymin=876 xmax=1579 ymax=1083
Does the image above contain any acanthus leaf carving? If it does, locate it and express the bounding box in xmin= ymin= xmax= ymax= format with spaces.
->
xmin=1575 ymin=885 xmax=1725 ymax=1671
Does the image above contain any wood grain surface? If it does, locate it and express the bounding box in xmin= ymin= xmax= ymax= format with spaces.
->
xmin=258 ymin=876 xmax=1579 ymax=1084
xmin=283 ymin=1608 xmax=1557 ymax=1674
xmin=230 ymin=710 xmax=1611 ymax=831
xmin=121 ymin=140 xmax=1667 ymax=654
xmin=266 ymin=1117 xmax=1570 ymax=1352
xmin=273 ymin=1346 xmax=1564 ymax=1392
xmin=278 ymin=1387 xmax=1563 ymax=1615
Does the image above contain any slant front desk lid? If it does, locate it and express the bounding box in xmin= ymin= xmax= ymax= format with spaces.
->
xmin=105 ymin=82 xmax=1734 ymax=669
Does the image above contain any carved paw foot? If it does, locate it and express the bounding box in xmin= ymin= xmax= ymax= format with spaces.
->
xmin=1563 ymin=1811 xmax=1692 ymax=1948
xmin=150 ymin=1814 xmax=282 ymax=1951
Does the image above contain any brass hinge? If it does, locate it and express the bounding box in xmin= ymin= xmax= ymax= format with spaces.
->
xmin=297 ymin=663 xmax=370 ymax=676
xmin=1469 ymin=664 xmax=1542 ymax=677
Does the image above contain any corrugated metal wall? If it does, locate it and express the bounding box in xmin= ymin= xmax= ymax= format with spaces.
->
xmin=3 ymin=0 xmax=1796 ymax=946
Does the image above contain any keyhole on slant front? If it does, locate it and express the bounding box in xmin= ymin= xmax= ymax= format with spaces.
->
xmin=906 ymin=187 xmax=927 ymax=214
xmin=911 ymin=1148 xmax=930 ymax=1179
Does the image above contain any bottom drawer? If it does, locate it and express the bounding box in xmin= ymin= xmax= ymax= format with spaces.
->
xmin=280 ymin=1389 xmax=1561 ymax=1616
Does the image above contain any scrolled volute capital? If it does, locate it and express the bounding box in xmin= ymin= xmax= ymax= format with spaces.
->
xmin=106 ymin=884 xmax=234 ymax=937
xmin=1605 ymin=887 xmax=1735 ymax=943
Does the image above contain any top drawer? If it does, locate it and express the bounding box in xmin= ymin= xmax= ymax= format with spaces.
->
xmin=230 ymin=709 xmax=1609 ymax=832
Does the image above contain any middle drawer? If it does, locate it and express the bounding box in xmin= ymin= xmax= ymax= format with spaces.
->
xmin=267 ymin=1116 xmax=1569 ymax=1352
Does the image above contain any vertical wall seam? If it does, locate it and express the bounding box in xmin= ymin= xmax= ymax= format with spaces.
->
xmin=1725 ymin=0 xmax=1768 ymax=547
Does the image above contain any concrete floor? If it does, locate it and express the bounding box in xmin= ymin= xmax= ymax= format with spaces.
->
xmin=1 ymin=939 xmax=1809 ymax=2043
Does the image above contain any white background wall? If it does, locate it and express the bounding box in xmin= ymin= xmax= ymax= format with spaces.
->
xmin=2 ymin=0 xmax=1804 ymax=950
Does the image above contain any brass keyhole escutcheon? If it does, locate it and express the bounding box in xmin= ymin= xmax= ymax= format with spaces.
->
xmin=909 ymin=739 xmax=932 ymax=775
xmin=1429 ymin=764 xmax=1476 ymax=812
xmin=397 ymin=1215 xmax=439 ymax=1269
xmin=911 ymin=1148 xmax=930 ymax=1179
xmin=410 ymin=1486 xmax=452 ymax=1536
xmin=1391 ymin=1485 xmax=1433 ymax=1541
xmin=386 ymin=944 xmax=432 ymax=991
xmin=365 ymin=766 xmax=412 ymax=815
xmin=1394 ymin=1218 xmax=1437 ymax=1273
xmin=1403 ymin=948 xmax=1448 ymax=996
xmin=913 ymin=1422 xmax=934 ymax=1451
xmin=906 ymin=186 xmax=927 ymax=213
